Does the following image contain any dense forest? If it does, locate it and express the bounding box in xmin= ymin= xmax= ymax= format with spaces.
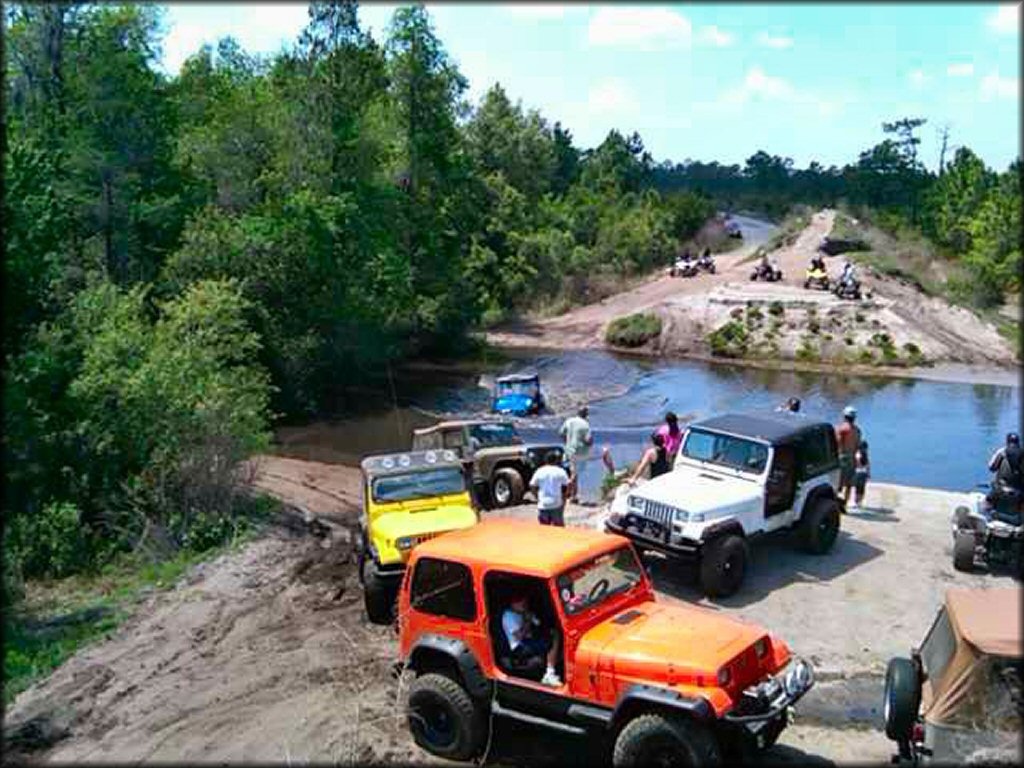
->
xmin=2 ymin=2 xmax=1020 ymax=589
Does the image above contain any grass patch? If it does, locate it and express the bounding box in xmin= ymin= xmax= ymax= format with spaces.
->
xmin=707 ymin=320 xmax=750 ymax=358
xmin=3 ymin=496 xmax=277 ymax=705
xmin=605 ymin=312 xmax=663 ymax=348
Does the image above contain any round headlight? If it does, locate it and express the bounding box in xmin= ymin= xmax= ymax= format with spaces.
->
xmin=396 ymin=536 xmax=414 ymax=551
xmin=425 ymin=451 xmax=437 ymax=464
xmin=381 ymin=456 xmax=395 ymax=469
xmin=784 ymin=659 xmax=814 ymax=696
xmin=443 ymin=450 xmax=457 ymax=461
xmin=398 ymin=454 xmax=411 ymax=467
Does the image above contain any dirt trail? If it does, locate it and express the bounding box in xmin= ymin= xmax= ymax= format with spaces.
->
xmin=486 ymin=208 xmax=1018 ymax=372
xmin=8 ymin=451 xmax=1012 ymax=764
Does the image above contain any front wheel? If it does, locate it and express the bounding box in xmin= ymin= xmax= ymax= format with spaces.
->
xmin=491 ymin=468 xmax=524 ymax=508
xmin=699 ymin=534 xmax=749 ymax=598
xmin=800 ymin=497 xmax=841 ymax=554
xmin=362 ymin=558 xmax=395 ymax=625
xmin=953 ymin=531 xmax=976 ymax=572
xmin=407 ymin=673 xmax=485 ymax=761
xmin=613 ymin=713 xmax=721 ymax=767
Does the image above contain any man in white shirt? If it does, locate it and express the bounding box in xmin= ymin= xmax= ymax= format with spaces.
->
xmin=530 ymin=452 xmax=570 ymax=526
xmin=501 ymin=594 xmax=561 ymax=687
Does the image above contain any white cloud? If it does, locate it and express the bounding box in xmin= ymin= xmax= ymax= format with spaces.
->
xmin=504 ymin=5 xmax=572 ymax=20
xmin=587 ymin=78 xmax=635 ymax=115
xmin=947 ymin=62 xmax=975 ymax=77
xmin=908 ymin=68 xmax=929 ymax=88
xmin=986 ymin=4 xmax=1021 ymax=34
xmin=719 ymin=66 xmax=796 ymax=105
xmin=698 ymin=25 xmax=734 ymax=48
xmin=587 ymin=7 xmax=692 ymax=49
xmin=757 ymin=31 xmax=794 ymax=49
xmin=980 ymin=69 xmax=1020 ymax=100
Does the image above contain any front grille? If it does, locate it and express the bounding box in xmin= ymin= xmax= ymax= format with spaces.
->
xmin=640 ymin=499 xmax=677 ymax=527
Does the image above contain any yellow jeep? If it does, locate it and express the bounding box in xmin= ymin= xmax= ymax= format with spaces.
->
xmin=358 ymin=449 xmax=479 ymax=623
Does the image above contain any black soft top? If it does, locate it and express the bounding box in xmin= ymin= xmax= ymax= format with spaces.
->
xmin=689 ymin=412 xmax=831 ymax=445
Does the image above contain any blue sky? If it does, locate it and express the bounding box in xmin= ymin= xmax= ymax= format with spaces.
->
xmin=158 ymin=3 xmax=1021 ymax=171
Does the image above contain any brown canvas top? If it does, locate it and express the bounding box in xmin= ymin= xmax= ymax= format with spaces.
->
xmin=946 ymin=587 xmax=1023 ymax=658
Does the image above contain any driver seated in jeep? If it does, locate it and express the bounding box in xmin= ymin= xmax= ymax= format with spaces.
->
xmin=501 ymin=594 xmax=562 ymax=687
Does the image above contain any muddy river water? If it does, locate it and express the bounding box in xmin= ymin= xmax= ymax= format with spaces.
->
xmin=275 ymin=348 xmax=1020 ymax=504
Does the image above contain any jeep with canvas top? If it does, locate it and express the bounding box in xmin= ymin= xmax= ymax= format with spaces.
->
xmin=412 ymin=419 xmax=566 ymax=508
xmin=396 ymin=519 xmax=814 ymax=766
xmin=358 ymin=450 xmax=479 ymax=624
xmin=606 ymin=412 xmax=842 ymax=597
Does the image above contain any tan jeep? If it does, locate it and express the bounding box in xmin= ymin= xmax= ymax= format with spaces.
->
xmin=412 ymin=419 xmax=566 ymax=509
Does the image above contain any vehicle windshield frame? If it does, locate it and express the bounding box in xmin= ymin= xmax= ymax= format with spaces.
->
xmin=468 ymin=422 xmax=519 ymax=448
xmin=555 ymin=545 xmax=645 ymax=618
xmin=496 ymin=379 xmax=539 ymax=397
xmin=370 ymin=466 xmax=466 ymax=504
xmin=679 ymin=427 xmax=771 ymax=475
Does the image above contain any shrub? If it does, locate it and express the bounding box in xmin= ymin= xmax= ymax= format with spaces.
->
xmin=730 ymin=307 xmax=744 ymax=320
xmin=844 ymin=336 xmax=856 ymax=346
xmin=707 ymin=320 xmax=749 ymax=358
xmin=808 ymin=319 xmax=821 ymax=334
xmin=858 ymin=348 xmax=875 ymax=364
xmin=605 ymin=312 xmax=663 ymax=348
xmin=768 ymin=301 xmax=785 ymax=317
xmin=854 ymin=312 xmax=866 ymax=323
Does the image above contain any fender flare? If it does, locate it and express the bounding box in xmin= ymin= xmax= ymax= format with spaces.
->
xmin=611 ymin=683 xmax=713 ymax=729
xmin=698 ymin=518 xmax=745 ymax=544
xmin=801 ymin=483 xmax=838 ymax=519
xmin=407 ymin=634 xmax=490 ymax=699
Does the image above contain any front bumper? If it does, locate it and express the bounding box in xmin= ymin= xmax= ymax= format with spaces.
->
xmin=605 ymin=514 xmax=701 ymax=561
xmin=722 ymin=659 xmax=815 ymax=743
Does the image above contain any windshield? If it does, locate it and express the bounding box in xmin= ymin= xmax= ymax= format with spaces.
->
xmin=556 ymin=547 xmax=643 ymax=615
xmin=681 ymin=428 xmax=769 ymax=474
xmin=497 ymin=380 xmax=538 ymax=396
xmin=371 ymin=466 xmax=465 ymax=503
xmin=920 ymin=608 xmax=957 ymax=684
xmin=469 ymin=423 xmax=519 ymax=448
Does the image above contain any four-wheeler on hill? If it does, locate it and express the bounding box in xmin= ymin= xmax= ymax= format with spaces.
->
xmin=607 ymin=412 xmax=843 ymax=597
xmin=358 ymin=450 xmax=479 ymax=623
xmin=397 ymin=519 xmax=815 ymax=766
xmin=412 ymin=419 xmax=567 ymax=509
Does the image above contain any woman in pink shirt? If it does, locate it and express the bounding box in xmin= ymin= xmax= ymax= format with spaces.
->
xmin=655 ymin=412 xmax=683 ymax=459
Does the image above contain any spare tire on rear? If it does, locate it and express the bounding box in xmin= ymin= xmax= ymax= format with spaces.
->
xmin=883 ymin=657 xmax=921 ymax=742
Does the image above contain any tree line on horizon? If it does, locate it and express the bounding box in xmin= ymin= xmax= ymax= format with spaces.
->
xmin=2 ymin=2 xmax=1019 ymax=588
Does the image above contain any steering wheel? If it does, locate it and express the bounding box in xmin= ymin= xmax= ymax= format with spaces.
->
xmin=587 ymin=578 xmax=610 ymax=603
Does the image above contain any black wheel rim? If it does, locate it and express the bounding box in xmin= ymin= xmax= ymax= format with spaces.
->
xmin=643 ymin=737 xmax=687 ymax=768
xmin=414 ymin=698 xmax=456 ymax=749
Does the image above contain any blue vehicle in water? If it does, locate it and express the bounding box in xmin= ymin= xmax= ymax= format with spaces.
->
xmin=491 ymin=373 xmax=544 ymax=417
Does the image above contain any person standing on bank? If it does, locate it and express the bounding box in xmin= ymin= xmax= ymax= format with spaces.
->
xmin=560 ymin=405 xmax=593 ymax=503
xmin=628 ymin=433 xmax=671 ymax=485
xmin=529 ymin=451 xmax=570 ymax=527
xmin=835 ymin=405 xmax=862 ymax=509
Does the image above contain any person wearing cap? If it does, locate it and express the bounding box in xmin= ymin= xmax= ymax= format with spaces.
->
xmin=835 ymin=405 xmax=862 ymax=508
xmin=560 ymin=405 xmax=593 ymax=502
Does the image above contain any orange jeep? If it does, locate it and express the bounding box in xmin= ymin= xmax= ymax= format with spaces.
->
xmin=396 ymin=519 xmax=814 ymax=765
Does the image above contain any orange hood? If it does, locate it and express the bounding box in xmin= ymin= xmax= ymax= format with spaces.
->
xmin=579 ymin=602 xmax=767 ymax=685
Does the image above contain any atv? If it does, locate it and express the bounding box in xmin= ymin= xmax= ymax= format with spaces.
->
xmin=803 ymin=266 xmax=830 ymax=291
xmin=951 ymin=484 xmax=1023 ymax=575
xmin=832 ymin=277 xmax=862 ymax=300
xmin=696 ymin=253 xmax=717 ymax=274
xmin=670 ymin=258 xmax=699 ymax=278
xmin=751 ymin=260 xmax=783 ymax=282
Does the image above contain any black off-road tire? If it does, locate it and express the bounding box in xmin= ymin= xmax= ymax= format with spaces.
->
xmin=362 ymin=558 xmax=394 ymax=625
xmin=613 ymin=712 xmax=721 ymax=767
xmin=699 ymin=535 xmax=749 ymax=598
xmin=953 ymin=531 xmax=977 ymax=572
xmin=883 ymin=657 xmax=921 ymax=742
xmin=800 ymin=496 xmax=841 ymax=554
xmin=491 ymin=468 xmax=524 ymax=508
xmin=406 ymin=673 xmax=485 ymax=761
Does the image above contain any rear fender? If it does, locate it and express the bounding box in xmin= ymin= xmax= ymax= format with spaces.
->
xmin=801 ymin=483 xmax=837 ymax=518
xmin=407 ymin=634 xmax=491 ymax=699
xmin=611 ymin=684 xmax=713 ymax=731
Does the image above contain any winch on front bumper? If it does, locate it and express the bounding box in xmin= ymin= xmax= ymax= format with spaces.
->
xmin=721 ymin=658 xmax=815 ymax=747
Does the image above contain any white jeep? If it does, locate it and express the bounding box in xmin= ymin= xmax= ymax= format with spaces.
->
xmin=606 ymin=412 xmax=843 ymax=597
